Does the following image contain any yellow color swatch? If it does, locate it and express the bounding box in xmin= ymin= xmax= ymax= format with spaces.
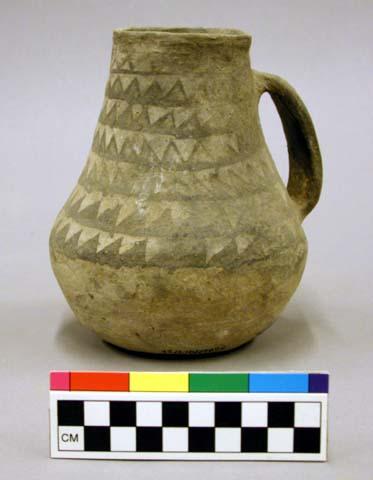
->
xmin=129 ymin=372 xmax=189 ymax=392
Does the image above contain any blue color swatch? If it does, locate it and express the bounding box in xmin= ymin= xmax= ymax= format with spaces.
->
xmin=249 ymin=373 xmax=309 ymax=392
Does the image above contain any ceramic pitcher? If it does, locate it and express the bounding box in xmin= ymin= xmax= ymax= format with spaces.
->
xmin=50 ymin=28 xmax=322 ymax=355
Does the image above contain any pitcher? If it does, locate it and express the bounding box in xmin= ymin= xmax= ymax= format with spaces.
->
xmin=49 ymin=28 xmax=322 ymax=355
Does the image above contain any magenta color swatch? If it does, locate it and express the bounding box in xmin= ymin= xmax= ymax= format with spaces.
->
xmin=50 ymin=371 xmax=70 ymax=390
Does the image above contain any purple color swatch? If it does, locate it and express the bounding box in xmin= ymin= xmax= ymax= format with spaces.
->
xmin=308 ymin=373 xmax=329 ymax=393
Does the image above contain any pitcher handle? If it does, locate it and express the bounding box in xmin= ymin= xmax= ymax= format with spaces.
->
xmin=253 ymin=70 xmax=323 ymax=220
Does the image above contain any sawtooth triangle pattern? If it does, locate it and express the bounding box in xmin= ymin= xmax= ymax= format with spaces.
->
xmin=51 ymin=44 xmax=284 ymax=269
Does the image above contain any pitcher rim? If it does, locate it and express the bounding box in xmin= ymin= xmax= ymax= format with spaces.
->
xmin=113 ymin=27 xmax=251 ymax=46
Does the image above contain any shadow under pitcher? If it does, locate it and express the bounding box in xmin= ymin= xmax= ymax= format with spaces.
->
xmin=49 ymin=28 xmax=322 ymax=355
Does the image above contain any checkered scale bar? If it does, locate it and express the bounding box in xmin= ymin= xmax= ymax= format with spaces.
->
xmin=50 ymin=392 xmax=328 ymax=461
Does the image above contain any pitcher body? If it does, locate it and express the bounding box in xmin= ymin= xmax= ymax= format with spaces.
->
xmin=50 ymin=28 xmax=322 ymax=354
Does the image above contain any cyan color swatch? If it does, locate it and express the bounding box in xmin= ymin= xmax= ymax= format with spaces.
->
xmin=249 ymin=374 xmax=309 ymax=392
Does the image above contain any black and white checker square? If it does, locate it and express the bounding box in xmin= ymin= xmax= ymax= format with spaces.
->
xmin=56 ymin=399 xmax=322 ymax=455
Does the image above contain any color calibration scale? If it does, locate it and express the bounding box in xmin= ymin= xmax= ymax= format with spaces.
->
xmin=50 ymin=371 xmax=329 ymax=461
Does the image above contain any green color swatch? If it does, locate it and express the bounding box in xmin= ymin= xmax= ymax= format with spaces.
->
xmin=189 ymin=373 xmax=249 ymax=392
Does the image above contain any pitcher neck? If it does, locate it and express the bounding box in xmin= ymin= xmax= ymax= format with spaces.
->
xmin=111 ymin=28 xmax=252 ymax=75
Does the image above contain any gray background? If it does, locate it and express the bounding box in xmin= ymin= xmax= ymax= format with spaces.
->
xmin=1 ymin=0 xmax=372 ymax=478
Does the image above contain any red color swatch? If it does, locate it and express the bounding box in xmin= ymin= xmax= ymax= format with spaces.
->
xmin=70 ymin=372 xmax=129 ymax=391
